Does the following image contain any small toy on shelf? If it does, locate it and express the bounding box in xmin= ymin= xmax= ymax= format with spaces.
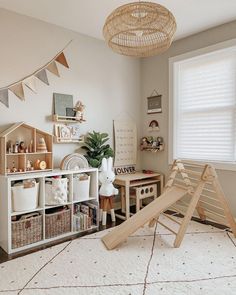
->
xmin=26 ymin=160 xmax=34 ymax=171
xmin=140 ymin=136 xmax=164 ymax=152
xmin=11 ymin=161 xmax=17 ymax=173
xmin=37 ymin=138 xmax=47 ymax=153
xmin=18 ymin=141 xmax=25 ymax=153
xmin=74 ymin=101 xmax=86 ymax=122
xmin=28 ymin=140 xmax=33 ymax=153
xmin=13 ymin=141 xmax=19 ymax=153
xmin=6 ymin=140 xmax=13 ymax=153
xmin=35 ymin=159 xmax=47 ymax=170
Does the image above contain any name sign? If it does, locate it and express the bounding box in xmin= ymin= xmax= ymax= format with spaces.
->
xmin=114 ymin=166 xmax=136 ymax=175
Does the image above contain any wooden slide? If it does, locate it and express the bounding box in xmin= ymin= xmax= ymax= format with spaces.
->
xmin=102 ymin=186 xmax=187 ymax=250
xmin=102 ymin=160 xmax=236 ymax=250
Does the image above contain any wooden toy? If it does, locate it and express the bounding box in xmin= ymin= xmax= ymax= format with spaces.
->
xmin=18 ymin=141 xmax=25 ymax=153
xmin=102 ymin=160 xmax=236 ymax=250
xmin=37 ymin=137 xmax=47 ymax=152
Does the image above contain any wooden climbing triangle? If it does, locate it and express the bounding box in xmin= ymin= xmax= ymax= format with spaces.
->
xmin=102 ymin=160 xmax=236 ymax=250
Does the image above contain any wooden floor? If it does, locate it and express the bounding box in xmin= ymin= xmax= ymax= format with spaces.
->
xmin=0 ymin=208 xmax=227 ymax=264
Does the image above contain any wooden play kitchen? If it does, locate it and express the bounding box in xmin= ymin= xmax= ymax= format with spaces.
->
xmin=102 ymin=160 xmax=236 ymax=250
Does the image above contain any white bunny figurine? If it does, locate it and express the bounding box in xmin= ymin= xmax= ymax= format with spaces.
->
xmin=99 ymin=157 xmax=118 ymax=225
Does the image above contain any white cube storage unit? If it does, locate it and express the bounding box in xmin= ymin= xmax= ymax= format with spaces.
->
xmin=0 ymin=168 xmax=99 ymax=254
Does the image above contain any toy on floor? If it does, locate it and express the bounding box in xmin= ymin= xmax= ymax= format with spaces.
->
xmin=102 ymin=159 xmax=236 ymax=250
xmin=99 ymin=157 xmax=118 ymax=225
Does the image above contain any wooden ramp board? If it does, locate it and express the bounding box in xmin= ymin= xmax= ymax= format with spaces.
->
xmin=102 ymin=186 xmax=187 ymax=250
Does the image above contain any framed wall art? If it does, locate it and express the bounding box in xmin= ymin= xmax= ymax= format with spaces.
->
xmin=54 ymin=124 xmax=81 ymax=142
xmin=147 ymin=94 xmax=162 ymax=114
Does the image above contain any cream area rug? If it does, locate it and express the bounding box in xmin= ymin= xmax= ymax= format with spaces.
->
xmin=0 ymin=215 xmax=235 ymax=295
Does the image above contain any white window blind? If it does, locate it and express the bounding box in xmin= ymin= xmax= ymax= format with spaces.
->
xmin=173 ymin=48 xmax=236 ymax=163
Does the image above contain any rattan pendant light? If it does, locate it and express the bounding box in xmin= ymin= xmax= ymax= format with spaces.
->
xmin=103 ymin=1 xmax=177 ymax=57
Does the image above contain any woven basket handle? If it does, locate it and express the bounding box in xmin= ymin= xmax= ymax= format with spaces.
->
xmin=20 ymin=212 xmax=39 ymax=220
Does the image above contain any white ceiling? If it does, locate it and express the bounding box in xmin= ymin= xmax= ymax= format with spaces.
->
xmin=0 ymin=0 xmax=236 ymax=41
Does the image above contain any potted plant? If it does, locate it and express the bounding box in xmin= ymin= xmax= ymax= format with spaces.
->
xmin=81 ymin=131 xmax=114 ymax=168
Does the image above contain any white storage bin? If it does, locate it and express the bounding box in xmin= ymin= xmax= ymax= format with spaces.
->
xmin=73 ymin=175 xmax=90 ymax=201
xmin=12 ymin=182 xmax=39 ymax=212
xmin=45 ymin=178 xmax=68 ymax=205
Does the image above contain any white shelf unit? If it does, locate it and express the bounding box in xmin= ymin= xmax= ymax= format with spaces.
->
xmin=0 ymin=168 xmax=99 ymax=254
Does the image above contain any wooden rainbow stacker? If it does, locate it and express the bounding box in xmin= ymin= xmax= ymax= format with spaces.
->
xmin=102 ymin=160 xmax=236 ymax=250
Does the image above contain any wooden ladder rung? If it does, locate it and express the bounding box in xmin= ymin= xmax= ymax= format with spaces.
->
xmin=162 ymin=213 xmax=182 ymax=225
xmin=157 ymin=220 xmax=178 ymax=235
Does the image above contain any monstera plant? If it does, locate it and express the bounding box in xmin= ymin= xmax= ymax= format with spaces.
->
xmin=81 ymin=131 xmax=114 ymax=168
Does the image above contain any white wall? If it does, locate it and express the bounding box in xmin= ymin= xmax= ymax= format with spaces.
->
xmin=0 ymin=8 xmax=141 ymax=167
xmin=141 ymin=20 xmax=236 ymax=216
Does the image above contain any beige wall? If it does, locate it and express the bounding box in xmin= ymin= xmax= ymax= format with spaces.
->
xmin=1 ymin=7 xmax=235 ymax=216
xmin=0 ymin=8 xmax=141 ymax=168
xmin=141 ymin=20 xmax=236 ymax=216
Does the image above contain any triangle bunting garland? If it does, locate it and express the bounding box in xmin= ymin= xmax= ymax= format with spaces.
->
xmin=23 ymin=76 xmax=37 ymax=93
xmin=0 ymin=89 xmax=9 ymax=107
xmin=46 ymin=61 xmax=60 ymax=77
xmin=0 ymin=41 xmax=71 ymax=107
xmin=35 ymin=69 xmax=50 ymax=85
xmin=9 ymin=83 xmax=25 ymax=101
xmin=56 ymin=52 xmax=69 ymax=68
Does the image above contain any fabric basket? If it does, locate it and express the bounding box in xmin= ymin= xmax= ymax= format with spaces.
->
xmin=45 ymin=178 xmax=68 ymax=205
xmin=45 ymin=208 xmax=71 ymax=239
xmin=11 ymin=212 xmax=43 ymax=249
xmin=73 ymin=175 xmax=90 ymax=201
xmin=11 ymin=182 xmax=39 ymax=212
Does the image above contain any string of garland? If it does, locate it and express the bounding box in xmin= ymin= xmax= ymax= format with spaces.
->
xmin=0 ymin=40 xmax=72 ymax=107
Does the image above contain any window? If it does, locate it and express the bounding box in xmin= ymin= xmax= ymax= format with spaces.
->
xmin=169 ymin=42 xmax=236 ymax=169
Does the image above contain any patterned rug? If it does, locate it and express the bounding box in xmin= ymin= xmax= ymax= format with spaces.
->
xmin=0 ymin=215 xmax=235 ymax=295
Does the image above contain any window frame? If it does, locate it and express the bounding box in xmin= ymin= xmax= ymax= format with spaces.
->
xmin=169 ymin=38 xmax=236 ymax=171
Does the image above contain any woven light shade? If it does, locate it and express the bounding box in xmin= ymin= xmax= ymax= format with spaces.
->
xmin=103 ymin=1 xmax=177 ymax=57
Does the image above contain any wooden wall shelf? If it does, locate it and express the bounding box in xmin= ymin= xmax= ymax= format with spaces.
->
xmin=141 ymin=146 xmax=164 ymax=152
xmin=52 ymin=114 xmax=85 ymax=123
xmin=54 ymin=135 xmax=85 ymax=144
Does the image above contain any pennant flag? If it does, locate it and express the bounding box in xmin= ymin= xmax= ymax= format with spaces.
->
xmin=35 ymin=69 xmax=49 ymax=85
xmin=46 ymin=61 xmax=60 ymax=77
xmin=23 ymin=76 xmax=37 ymax=93
xmin=0 ymin=89 xmax=9 ymax=107
xmin=56 ymin=52 xmax=69 ymax=68
xmin=9 ymin=83 xmax=25 ymax=100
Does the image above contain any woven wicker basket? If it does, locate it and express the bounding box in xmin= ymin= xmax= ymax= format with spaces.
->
xmin=45 ymin=208 xmax=71 ymax=239
xmin=11 ymin=213 xmax=43 ymax=249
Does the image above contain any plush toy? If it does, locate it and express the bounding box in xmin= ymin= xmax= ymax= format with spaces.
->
xmin=99 ymin=157 xmax=118 ymax=196
xmin=74 ymin=101 xmax=86 ymax=122
xmin=99 ymin=157 xmax=118 ymax=225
